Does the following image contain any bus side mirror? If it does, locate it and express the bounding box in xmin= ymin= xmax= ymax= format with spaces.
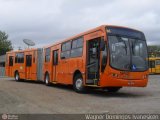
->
xmin=100 ymin=39 xmax=105 ymax=51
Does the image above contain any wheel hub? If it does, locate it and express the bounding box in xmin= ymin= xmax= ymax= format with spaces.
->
xmin=76 ymin=79 xmax=82 ymax=90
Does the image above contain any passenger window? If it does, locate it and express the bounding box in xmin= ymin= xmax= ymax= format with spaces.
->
xmin=9 ymin=56 xmax=13 ymax=66
xmin=65 ymin=41 xmax=71 ymax=51
xmin=62 ymin=44 xmax=65 ymax=51
xmin=53 ymin=50 xmax=58 ymax=65
xmin=45 ymin=48 xmax=51 ymax=62
xmin=15 ymin=53 xmax=24 ymax=63
xmin=71 ymin=37 xmax=83 ymax=57
xmin=61 ymin=41 xmax=71 ymax=59
xmin=26 ymin=55 xmax=32 ymax=66
xmin=72 ymin=40 xmax=77 ymax=49
xmin=77 ymin=38 xmax=83 ymax=48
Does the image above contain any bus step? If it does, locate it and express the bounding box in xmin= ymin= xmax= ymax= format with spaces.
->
xmin=86 ymin=79 xmax=98 ymax=85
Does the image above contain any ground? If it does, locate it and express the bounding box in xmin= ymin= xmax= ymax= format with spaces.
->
xmin=0 ymin=76 xmax=159 ymax=114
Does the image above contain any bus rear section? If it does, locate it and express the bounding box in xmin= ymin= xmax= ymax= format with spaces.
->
xmin=43 ymin=25 xmax=149 ymax=93
xmin=5 ymin=48 xmax=43 ymax=81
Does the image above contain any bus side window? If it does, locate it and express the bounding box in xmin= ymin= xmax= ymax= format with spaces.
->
xmin=70 ymin=37 xmax=83 ymax=58
xmin=9 ymin=56 xmax=13 ymax=66
xmin=26 ymin=55 xmax=32 ymax=67
xmin=53 ymin=50 xmax=58 ymax=65
xmin=61 ymin=41 xmax=71 ymax=59
xmin=45 ymin=48 xmax=51 ymax=62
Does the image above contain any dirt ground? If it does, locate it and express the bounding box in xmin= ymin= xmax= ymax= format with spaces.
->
xmin=0 ymin=75 xmax=159 ymax=114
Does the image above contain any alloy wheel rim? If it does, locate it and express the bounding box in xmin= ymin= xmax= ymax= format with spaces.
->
xmin=76 ymin=78 xmax=82 ymax=90
xmin=46 ymin=76 xmax=49 ymax=84
xmin=16 ymin=74 xmax=19 ymax=80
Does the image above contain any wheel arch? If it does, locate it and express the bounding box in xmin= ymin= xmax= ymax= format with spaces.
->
xmin=73 ymin=70 xmax=83 ymax=83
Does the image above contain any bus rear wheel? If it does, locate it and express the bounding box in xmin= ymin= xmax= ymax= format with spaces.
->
xmin=45 ymin=74 xmax=51 ymax=86
xmin=73 ymin=74 xmax=85 ymax=93
xmin=105 ymin=87 xmax=122 ymax=92
xmin=15 ymin=72 xmax=20 ymax=81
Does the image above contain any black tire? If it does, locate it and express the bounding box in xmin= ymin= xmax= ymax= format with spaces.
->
xmin=45 ymin=74 xmax=51 ymax=86
xmin=15 ymin=72 xmax=20 ymax=81
xmin=73 ymin=74 xmax=85 ymax=93
xmin=105 ymin=87 xmax=122 ymax=92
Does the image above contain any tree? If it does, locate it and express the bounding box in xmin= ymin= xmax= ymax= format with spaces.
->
xmin=148 ymin=45 xmax=160 ymax=57
xmin=0 ymin=31 xmax=13 ymax=55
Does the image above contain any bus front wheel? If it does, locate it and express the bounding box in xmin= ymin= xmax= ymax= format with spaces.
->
xmin=73 ymin=74 xmax=85 ymax=93
xmin=105 ymin=87 xmax=122 ymax=92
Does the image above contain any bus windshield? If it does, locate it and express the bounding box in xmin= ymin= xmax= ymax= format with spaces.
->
xmin=107 ymin=27 xmax=148 ymax=71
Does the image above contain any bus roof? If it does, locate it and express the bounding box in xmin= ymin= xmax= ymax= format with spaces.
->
xmin=44 ymin=25 xmax=143 ymax=49
xmin=6 ymin=48 xmax=38 ymax=54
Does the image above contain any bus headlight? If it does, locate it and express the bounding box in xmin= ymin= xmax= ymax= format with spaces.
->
xmin=112 ymin=73 xmax=118 ymax=77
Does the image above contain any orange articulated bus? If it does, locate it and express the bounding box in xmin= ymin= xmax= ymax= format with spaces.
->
xmin=5 ymin=48 xmax=43 ymax=81
xmin=43 ymin=25 xmax=149 ymax=92
xmin=6 ymin=25 xmax=149 ymax=93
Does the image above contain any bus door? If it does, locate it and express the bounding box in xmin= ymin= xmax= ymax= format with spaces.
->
xmin=149 ymin=60 xmax=155 ymax=73
xmin=9 ymin=56 xmax=14 ymax=76
xmin=26 ymin=55 xmax=32 ymax=79
xmin=86 ymin=37 xmax=101 ymax=85
xmin=52 ymin=50 xmax=59 ymax=82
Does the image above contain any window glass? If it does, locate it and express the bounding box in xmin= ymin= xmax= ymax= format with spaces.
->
xmin=15 ymin=53 xmax=24 ymax=63
xmin=45 ymin=48 xmax=51 ymax=62
xmin=53 ymin=51 xmax=58 ymax=65
xmin=156 ymin=60 xmax=160 ymax=65
xmin=62 ymin=44 xmax=65 ymax=51
xmin=61 ymin=51 xmax=70 ymax=59
xmin=72 ymin=40 xmax=77 ymax=49
xmin=70 ymin=48 xmax=82 ymax=57
xmin=77 ymin=38 xmax=83 ymax=48
xmin=26 ymin=55 xmax=32 ymax=66
xmin=65 ymin=41 xmax=71 ymax=51
xmin=61 ymin=37 xmax=83 ymax=59
xmin=70 ymin=37 xmax=83 ymax=58
xmin=9 ymin=56 xmax=13 ymax=66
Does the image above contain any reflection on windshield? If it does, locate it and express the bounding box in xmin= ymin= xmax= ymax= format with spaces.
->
xmin=130 ymin=39 xmax=148 ymax=71
xmin=109 ymin=36 xmax=148 ymax=71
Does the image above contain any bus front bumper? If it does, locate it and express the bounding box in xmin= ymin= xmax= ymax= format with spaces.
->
xmin=99 ymin=76 xmax=148 ymax=87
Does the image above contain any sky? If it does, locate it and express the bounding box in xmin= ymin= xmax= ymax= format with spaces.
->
xmin=0 ymin=0 xmax=160 ymax=49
